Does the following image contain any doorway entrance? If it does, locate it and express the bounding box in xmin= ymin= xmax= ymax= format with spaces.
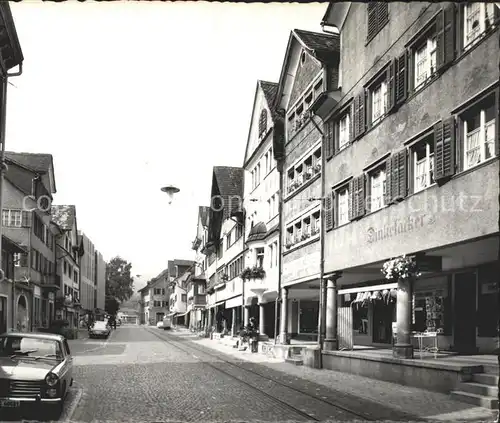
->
xmin=17 ymin=295 xmax=29 ymax=332
xmin=454 ymin=272 xmax=477 ymax=353
xmin=372 ymin=300 xmax=395 ymax=344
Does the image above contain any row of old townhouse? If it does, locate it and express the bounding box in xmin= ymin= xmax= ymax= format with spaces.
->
xmin=138 ymin=259 xmax=196 ymax=326
xmin=184 ymin=0 xmax=499 ymax=378
xmin=0 ymin=152 xmax=107 ymax=333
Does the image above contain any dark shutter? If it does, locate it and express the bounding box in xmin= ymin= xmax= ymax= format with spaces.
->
xmin=386 ymin=60 xmax=396 ymax=112
xmin=434 ymin=118 xmax=456 ymax=181
xmin=434 ymin=121 xmax=444 ymax=180
xmin=384 ymin=155 xmax=393 ymax=205
xmin=348 ymin=179 xmax=355 ymax=221
xmin=20 ymin=253 xmax=28 ymax=268
xmin=436 ymin=4 xmax=456 ymax=72
xmin=377 ymin=2 xmax=389 ymax=28
xmin=396 ymin=149 xmax=408 ymax=200
xmin=325 ymin=191 xmax=334 ymax=231
xmin=357 ymin=92 xmax=366 ymax=138
xmin=349 ymin=104 xmax=354 ymax=142
xmin=352 ymin=96 xmax=360 ymax=138
xmin=441 ymin=117 xmax=456 ymax=178
xmin=395 ymin=51 xmax=408 ymax=105
xmin=325 ymin=119 xmax=334 ymax=160
xmin=356 ymin=175 xmax=366 ymax=218
xmin=21 ymin=210 xmax=32 ymax=228
xmin=367 ymin=3 xmax=378 ymax=42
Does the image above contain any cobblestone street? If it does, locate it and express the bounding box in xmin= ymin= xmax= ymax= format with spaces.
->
xmin=54 ymin=325 xmax=497 ymax=422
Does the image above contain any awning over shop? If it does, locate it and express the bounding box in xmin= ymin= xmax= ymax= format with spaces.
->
xmin=225 ymin=295 xmax=242 ymax=309
xmin=339 ymin=282 xmax=398 ymax=303
xmin=2 ymin=235 xmax=27 ymax=254
xmin=208 ymin=300 xmax=225 ymax=309
xmin=214 ymin=283 xmax=225 ymax=290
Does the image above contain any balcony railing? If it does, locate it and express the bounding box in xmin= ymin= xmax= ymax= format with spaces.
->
xmin=188 ymin=294 xmax=206 ymax=306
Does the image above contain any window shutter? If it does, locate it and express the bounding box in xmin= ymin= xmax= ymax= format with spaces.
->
xmin=357 ymin=175 xmax=366 ymax=218
xmin=384 ymin=156 xmax=393 ymax=205
xmin=325 ymin=191 xmax=334 ymax=232
xmin=434 ymin=121 xmax=444 ymax=180
xmin=367 ymin=3 xmax=378 ymax=41
xmin=325 ymin=119 xmax=334 ymax=160
xmin=441 ymin=117 xmax=456 ymax=178
xmin=396 ymin=149 xmax=408 ymax=200
xmin=377 ymin=3 xmax=389 ymax=28
xmin=352 ymin=96 xmax=360 ymax=139
xmin=348 ymin=179 xmax=355 ymax=221
xmin=349 ymin=104 xmax=354 ymax=142
xmin=434 ymin=118 xmax=456 ymax=181
xmin=20 ymin=253 xmax=28 ymax=267
xmin=395 ymin=51 xmax=408 ymax=105
xmin=386 ymin=60 xmax=396 ymax=112
xmin=21 ymin=211 xmax=32 ymax=228
xmin=357 ymin=92 xmax=366 ymax=138
xmin=436 ymin=5 xmax=456 ymax=72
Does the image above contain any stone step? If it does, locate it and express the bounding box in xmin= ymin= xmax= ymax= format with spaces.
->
xmin=450 ymin=391 xmax=498 ymax=410
xmin=459 ymin=382 xmax=499 ymax=397
xmin=285 ymin=357 xmax=303 ymax=366
xmin=472 ymin=373 xmax=499 ymax=385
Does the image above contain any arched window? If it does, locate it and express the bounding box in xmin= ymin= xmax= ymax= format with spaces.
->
xmin=258 ymin=109 xmax=268 ymax=137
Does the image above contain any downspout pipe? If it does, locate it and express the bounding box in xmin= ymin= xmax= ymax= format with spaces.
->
xmin=274 ymin=156 xmax=283 ymax=345
xmin=316 ymin=115 xmax=326 ymax=359
xmin=0 ymin=63 xmax=23 ymax=331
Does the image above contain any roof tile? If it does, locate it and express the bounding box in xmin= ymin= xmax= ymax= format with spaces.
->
xmin=51 ymin=205 xmax=76 ymax=230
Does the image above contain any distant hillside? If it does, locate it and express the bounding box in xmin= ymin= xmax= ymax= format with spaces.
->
xmin=120 ymin=292 xmax=141 ymax=311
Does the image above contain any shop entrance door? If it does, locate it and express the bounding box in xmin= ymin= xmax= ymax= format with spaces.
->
xmin=454 ymin=272 xmax=477 ymax=353
xmin=372 ymin=300 xmax=395 ymax=344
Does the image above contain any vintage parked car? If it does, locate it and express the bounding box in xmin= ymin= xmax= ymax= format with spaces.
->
xmin=0 ymin=332 xmax=73 ymax=412
xmin=88 ymin=321 xmax=111 ymax=339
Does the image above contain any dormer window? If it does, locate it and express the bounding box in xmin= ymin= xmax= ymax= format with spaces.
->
xmin=259 ymin=109 xmax=268 ymax=138
xmin=300 ymin=50 xmax=306 ymax=66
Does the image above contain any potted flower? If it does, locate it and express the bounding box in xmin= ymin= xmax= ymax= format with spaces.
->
xmin=285 ymin=242 xmax=293 ymax=250
xmin=314 ymin=163 xmax=322 ymax=173
xmin=240 ymin=267 xmax=253 ymax=281
xmin=381 ymin=255 xmax=420 ymax=281
xmin=250 ymin=266 xmax=266 ymax=280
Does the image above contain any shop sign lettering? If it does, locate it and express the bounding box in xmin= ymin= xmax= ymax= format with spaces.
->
xmin=366 ymin=214 xmax=434 ymax=244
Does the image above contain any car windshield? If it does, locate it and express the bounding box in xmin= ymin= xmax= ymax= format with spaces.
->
xmin=0 ymin=336 xmax=63 ymax=359
xmin=93 ymin=322 xmax=107 ymax=329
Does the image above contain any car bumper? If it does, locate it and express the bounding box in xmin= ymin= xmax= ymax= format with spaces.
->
xmin=89 ymin=332 xmax=109 ymax=336
xmin=0 ymin=396 xmax=61 ymax=402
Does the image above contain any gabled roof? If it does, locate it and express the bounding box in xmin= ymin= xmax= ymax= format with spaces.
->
xmin=212 ymin=166 xmax=244 ymax=216
xmin=260 ymin=80 xmax=279 ymax=117
xmin=243 ymin=80 xmax=279 ymax=167
xmin=294 ymin=29 xmax=340 ymax=54
xmin=207 ymin=166 xmax=244 ymax=247
xmin=51 ymin=205 xmax=77 ymax=231
xmin=199 ymin=206 xmax=210 ymax=227
xmin=274 ymin=29 xmax=340 ymax=111
xmin=5 ymin=151 xmax=56 ymax=193
xmin=0 ymin=3 xmax=24 ymax=70
xmin=3 ymin=157 xmax=37 ymax=195
xmin=5 ymin=151 xmax=53 ymax=173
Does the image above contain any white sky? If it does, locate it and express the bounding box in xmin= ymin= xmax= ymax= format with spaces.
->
xmin=8 ymin=1 xmax=327 ymax=289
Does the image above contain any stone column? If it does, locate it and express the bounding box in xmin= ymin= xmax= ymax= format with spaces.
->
xmin=393 ymin=277 xmax=414 ymax=359
xmin=231 ymin=308 xmax=237 ymax=336
xmin=279 ymin=287 xmax=289 ymax=344
xmin=259 ymin=302 xmax=265 ymax=335
xmin=324 ymin=272 xmax=341 ymax=351
xmin=244 ymin=306 xmax=249 ymax=326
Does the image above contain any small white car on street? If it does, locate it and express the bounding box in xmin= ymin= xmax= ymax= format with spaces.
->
xmin=88 ymin=321 xmax=111 ymax=339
